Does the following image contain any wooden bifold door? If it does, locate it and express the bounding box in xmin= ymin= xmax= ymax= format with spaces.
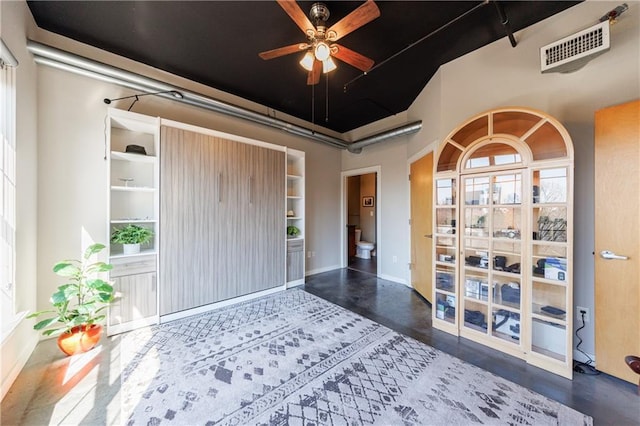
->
xmin=160 ymin=126 xmax=285 ymax=315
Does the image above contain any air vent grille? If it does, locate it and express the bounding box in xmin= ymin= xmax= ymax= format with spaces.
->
xmin=541 ymin=21 xmax=610 ymax=73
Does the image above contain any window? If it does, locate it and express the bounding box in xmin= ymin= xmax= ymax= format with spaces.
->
xmin=1 ymin=39 xmax=18 ymax=338
xmin=465 ymin=143 xmax=522 ymax=169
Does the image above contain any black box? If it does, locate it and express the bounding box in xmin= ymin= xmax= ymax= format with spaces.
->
xmin=436 ymin=271 xmax=454 ymax=291
xmin=501 ymin=285 xmax=521 ymax=304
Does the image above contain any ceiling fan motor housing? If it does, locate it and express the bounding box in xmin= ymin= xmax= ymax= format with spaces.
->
xmin=310 ymin=2 xmax=330 ymax=27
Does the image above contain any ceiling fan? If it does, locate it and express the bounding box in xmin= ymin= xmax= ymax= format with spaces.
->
xmin=259 ymin=0 xmax=380 ymax=85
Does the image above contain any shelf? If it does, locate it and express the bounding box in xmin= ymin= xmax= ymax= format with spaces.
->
xmin=492 ymin=237 xmax=521 ymax=243
xmin=464 ymin=228 xmax=489 ymax=237
xmin=531 ymin=345 xmax=565 ymax=362
xmin=435 ymin=289 xmax=456 ymax=297
xmin=464 ymin=296 xmax=488 ymax=305
xmin=464 ymin=322 xmax=488 ymax=333
xmin=493 ymin=301 xmax=521 ymax=312
xmin=111 ymin=186 xmax=155 ymax=192
xmin=492 ymin=270 xmax=521 ymax=279
xmin=287 ymin=174 xmax=303 ymax=180
xmin=464 ymin=265 xmax=490 ymax=273
xmin=532 ymin=240 xmax=567 ymax=247
xmin=111 ymin=151 xmax=157 ymax=164
xmin=287 ymin=216 xmax=303 ymax=220
xmin=492 ymin=248 xmax=521 ymax=255
xmin=492 ymin=330 xmax=520 ymax=343
xmin=533 ymin=202 xmax=566 ymax=208
xmin=532 ymin=275 xmax=568 ymax=286
xmin=531 ymin=312 xmax=566 ymax=326
xmin=287 ymin=195 xmax=303 ymax=199
xmin=109 ymin=248 xmax=157 ymax=260
xmin=111 ymin=219 xmax=157 ymax=224
xmin=287 ymin=236 xmax=304 ymax=241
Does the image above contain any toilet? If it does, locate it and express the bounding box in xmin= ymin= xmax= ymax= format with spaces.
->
xmin=355 ymin=229 xmax=375 ymax=259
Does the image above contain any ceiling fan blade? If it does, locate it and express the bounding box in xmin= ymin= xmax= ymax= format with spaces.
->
xmin=259 ymin=43 xmax=307 ymax=60
xmin=326 ymin=0 xmax=380 ymax=41
xmin=331 ymin=44 xmax=374 ymax=72
xmin=307 ymin=60 xmax=322 ymax=85
xmin=277 ymin=0 xmax=316 ymax=36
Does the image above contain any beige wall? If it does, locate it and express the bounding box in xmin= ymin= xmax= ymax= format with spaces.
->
xmin=343 ymin=1 xmax=640 ymax=359
xmin=0 ymin=0 xmax=39 ymax=399
xmin=34 ymin=65 xmax=343 ymax=310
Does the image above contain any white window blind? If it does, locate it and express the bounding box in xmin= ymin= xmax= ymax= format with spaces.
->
xmin=1 ymin=39 xmax=17 ymax=337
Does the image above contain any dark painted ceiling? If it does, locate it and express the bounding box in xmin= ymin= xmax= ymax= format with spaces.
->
xmin=27 ymin=1 xmax=579 ymax=133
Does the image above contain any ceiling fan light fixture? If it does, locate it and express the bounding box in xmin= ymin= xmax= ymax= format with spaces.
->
xmin=322 ymin=57 xmax=337 ymax=73
xmin=314 ymin=42 xmax=331 ymax=61
xmin=299 ymin=51 xmax=315 ymax=71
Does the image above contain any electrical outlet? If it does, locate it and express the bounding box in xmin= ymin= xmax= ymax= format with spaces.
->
xmin=307 ymin=251 xmax=312 ymax=258
xmin=392 ymin=255 xmax=397 ymax=263
xmin=576 ymin=306 xmax=590 ymax=323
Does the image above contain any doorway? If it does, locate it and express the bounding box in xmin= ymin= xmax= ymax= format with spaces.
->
xmin=341 ymin=166 xmax=381 ymax=275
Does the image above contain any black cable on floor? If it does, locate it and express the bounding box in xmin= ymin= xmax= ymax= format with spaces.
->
xmin=574 ymin=311 xmax=600 ymax=375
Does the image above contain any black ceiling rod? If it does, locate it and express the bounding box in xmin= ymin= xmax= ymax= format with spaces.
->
xmin=493 ymin=1 xmax=517 ymax=47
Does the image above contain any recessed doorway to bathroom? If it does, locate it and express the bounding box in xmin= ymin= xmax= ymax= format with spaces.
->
xmin=346 ymin=172 xmax=377 ymax=275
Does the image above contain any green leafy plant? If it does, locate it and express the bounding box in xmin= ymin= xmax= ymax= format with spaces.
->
xmin=110 ymin=224 xmax=154 ymax=245
xmin=27 ymin=243 xmax=114 ymax=336
xmin=287 ymin=225 xmax=300 ymax=237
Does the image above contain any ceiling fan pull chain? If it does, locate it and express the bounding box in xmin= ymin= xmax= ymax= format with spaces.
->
xmin=325 ymin=72 xmax=329 ymax=123
xmin=311 ymin=80 xmax=315 ymax=134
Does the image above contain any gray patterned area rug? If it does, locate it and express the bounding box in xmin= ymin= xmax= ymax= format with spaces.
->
xmin=121 ymin=289 xmax=592 ymax=425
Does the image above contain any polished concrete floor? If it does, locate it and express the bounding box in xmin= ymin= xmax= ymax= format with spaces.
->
xmin=2 ymin=269 xmax=638 ymax=425
xmin=304 ymin=269 xmax=640 ymax=426
xmin=347 ymin=255 xmax=377 ymax=275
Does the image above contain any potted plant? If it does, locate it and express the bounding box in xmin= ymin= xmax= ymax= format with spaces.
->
xmin=287 ymin=225 xmax=300 ymax=238
xmin=27 ymin=243 xmax=114 ymax=355
xmin=110 ymin=224 xmax=154 ymax=255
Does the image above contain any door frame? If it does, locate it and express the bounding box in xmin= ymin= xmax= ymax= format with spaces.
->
xmin=340 ymin=166 xmax=382 ymax=273
xmin=407 ymin=141 xmax=438 ymax=289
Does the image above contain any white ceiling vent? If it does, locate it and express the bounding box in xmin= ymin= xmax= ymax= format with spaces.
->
xmin=540 ymin=21 xmax=610 ymax=73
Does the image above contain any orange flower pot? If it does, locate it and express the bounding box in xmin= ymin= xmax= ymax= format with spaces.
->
xmin=57 ymin=324 xmax=103 ymax=356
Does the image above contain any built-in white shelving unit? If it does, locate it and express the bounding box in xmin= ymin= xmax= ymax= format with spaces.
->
xmin=286 ymin=149 xmax=305 ymax=286
xmin=106 ymin=108 xmax=160 ymax=335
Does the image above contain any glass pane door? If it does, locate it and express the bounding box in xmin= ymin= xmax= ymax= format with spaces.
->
xmin=434 ymin=178 xmax=457 ymax=326
xmin=462 ymin=172 xmax=523 ymax=347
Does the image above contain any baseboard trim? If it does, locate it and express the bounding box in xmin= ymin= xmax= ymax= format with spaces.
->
xmin=305 ymin=264 xmax=341 ymax=277
xmin=378 ymin=274 xmax=408 ymax=286
xmin=573 ymin=351 xmax=596 ymax=366
xmin=304 ymin=266 xmax=408 ymax=287
xmin=286 ymin=279 xmax=305 ymax=288
xmin=160 ymin=286 xmax=286 ymax=323
xmin=1 ymin=323 xmax=39 ymax=401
